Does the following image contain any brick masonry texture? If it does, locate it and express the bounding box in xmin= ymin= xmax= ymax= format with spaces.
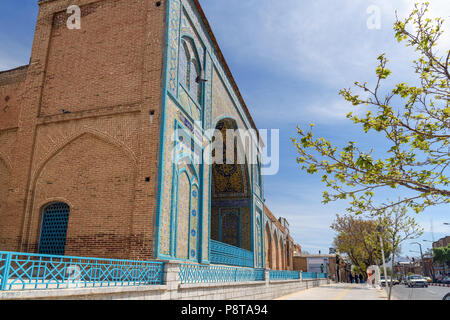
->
xmin=0 ymin=0 xmax=166 ymax=260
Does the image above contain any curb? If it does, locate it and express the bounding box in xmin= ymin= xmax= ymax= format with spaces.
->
xmin=430 ymin=283 xmax=450 ymax=287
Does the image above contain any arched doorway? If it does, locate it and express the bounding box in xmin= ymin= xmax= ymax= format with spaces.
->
xmin=210 ymin=118 xmax=252 ymax=267
xmin=38 ymin=202 xmax=70 ymax=255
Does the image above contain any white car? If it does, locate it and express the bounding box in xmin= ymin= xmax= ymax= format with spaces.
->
xmin=407 ymin=275 xmax=428 ymax=288
xmin=380 ymin=276 xmax=392 ymax=287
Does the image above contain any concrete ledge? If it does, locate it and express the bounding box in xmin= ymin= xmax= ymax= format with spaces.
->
xmin=179 ymin=281 xmax=264 ymax=290
xmin=0 ymin=285 xmax=168 ymax=300
xmin=268 ymin=279 xmax=302 ymax=284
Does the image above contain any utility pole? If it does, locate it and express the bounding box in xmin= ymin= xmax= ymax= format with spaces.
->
xmin=376 ymin=226 xmax=389 ymax=295
xmin=412 ymin=242 xmax=426 ymax=277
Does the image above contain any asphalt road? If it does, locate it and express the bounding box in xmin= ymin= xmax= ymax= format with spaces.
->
xmin=276 ymin=283 xmax=387 ymax=300
xmin=390 ymin=284 xmax=450 ymax=300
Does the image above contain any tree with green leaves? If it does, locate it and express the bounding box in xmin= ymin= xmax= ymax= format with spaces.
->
xmin=330 ymin=214 xmax=392 ymax=279
xmin=292 ymin=3 xmax=449 ymax=215
xmin=433 ymin=244 xmax=450 ymax=276
xmin=376 ymin=206 xmax=423 ymax=300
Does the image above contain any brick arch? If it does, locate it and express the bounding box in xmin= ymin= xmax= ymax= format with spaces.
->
xmin=31 ymin=129 xmax=138 ymax=180
xmin=272 ymin=229 xmax=279 ymax=270
xmin=279 ymin=236 xmax=284 ymax=270
xmin=0 ymin=156 xmax=11 ymax=249
xmin=286 ymin=241 xmax=291 ymax=269
xmin=265 ymin=222 xmax=272 ymax=269
xmin=25 ymin=132 xmax=137 ymax=259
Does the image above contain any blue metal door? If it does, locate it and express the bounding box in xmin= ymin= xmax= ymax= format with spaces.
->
xmin=38 ymin=203 xmax=70 ymax=255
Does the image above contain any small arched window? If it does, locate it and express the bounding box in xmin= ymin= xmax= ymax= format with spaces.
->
xmin=180 ymin=42 xmax=190 ymax=89
xmin=39 ymin=202 xmax=70 ymax=256
xmin=179 ymin=38 xmax=202 ymax=105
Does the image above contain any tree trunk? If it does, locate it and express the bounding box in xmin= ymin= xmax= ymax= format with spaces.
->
xmin=389 ymin=256 xmax=395 ymax=300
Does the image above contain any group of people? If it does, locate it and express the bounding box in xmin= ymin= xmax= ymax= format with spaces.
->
xmin=349 ymin=273 xmax=365 ymax=284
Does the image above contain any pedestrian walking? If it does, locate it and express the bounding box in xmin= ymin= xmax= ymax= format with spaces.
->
xmin=359 ymin=274 xmax=364 ymax=283
xmin=349 ymin=273 xmax=354 ymax=283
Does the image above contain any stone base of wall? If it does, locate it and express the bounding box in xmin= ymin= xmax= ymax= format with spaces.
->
xmin=0 ymin=262 xmax=330 ymax=300
xmin=0 ymin=279 xmax=329 ymax=300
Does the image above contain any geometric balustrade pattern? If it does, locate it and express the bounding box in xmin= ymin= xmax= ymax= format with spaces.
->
xmin=269 ymin=270 xmax=300 ymax=280
xmin=0 ymin=251 xmax=164 ymax=291
xmin=209 ymin=240 xmax=254 ymax=268
xmin=179 ymin=263 xmax=265 ymax=284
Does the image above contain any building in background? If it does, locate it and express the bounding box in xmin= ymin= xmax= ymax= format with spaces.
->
xmin=293 ymin=254 xmax=336 ymax=277
xmin=263 ymin=206 xmax=296 ymax=270
xmin=432 ymin=236 xmax=450 ymax=249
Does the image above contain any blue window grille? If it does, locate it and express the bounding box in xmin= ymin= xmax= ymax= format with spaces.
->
xmin=209 ymin=240 xmax=253 ymax=268
xmin=269 ymin=270 xmax=300 ymax=281
xmin=179 ymin=263 xmax=265 ymax=284
xmin=39 ymin=202 xmax=70 ymax=256
xmin=0 ymin=251 xmax=165 ymax=291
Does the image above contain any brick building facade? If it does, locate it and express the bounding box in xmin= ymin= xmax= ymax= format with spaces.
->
xmin=0 ymin=0 xmax=296 ymax=270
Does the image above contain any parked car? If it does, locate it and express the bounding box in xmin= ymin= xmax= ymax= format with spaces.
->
xmin=424 ymin=276 xmax=432 ymax=283
xmin=393 ymin=278 xmax=400 ymax=285
xmin=407 ymin=275 xmax=428 ymax=288
xmin=380 ymin=276 xmax=393 ymax=287
xmin=442 ymin=277 xmax=450 ymax=285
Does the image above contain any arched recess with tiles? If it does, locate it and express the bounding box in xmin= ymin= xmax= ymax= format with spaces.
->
xmin=26 ymin=132 xmax=137 ymax=259
xmin=210 ymin=118 xmax=253 ymax=267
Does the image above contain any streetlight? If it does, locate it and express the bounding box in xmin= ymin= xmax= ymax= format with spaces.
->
xmin=376 ymin=226 xmax=389 ymax=295
xmin=411 ymin=242 xmax=427 ymax=277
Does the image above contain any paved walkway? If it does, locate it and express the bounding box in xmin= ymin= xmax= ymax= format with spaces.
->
xmin=275 ymin=283 xmax=387 ymax=300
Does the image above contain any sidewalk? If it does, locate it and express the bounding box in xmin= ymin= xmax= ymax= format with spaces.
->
xmin=275 ymin=283 xmax=387 ymax=300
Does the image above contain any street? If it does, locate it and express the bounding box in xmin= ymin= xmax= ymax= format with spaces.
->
xmin=275 ymin=283 xmax=387 ymax=300
xmin=390 ymin=284 xmax=450 ymax=300
xmin=276 ymin=283 xmax=450 ymax=300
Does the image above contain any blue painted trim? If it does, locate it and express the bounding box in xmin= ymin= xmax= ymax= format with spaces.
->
xmin=155 ymin=0 xmax=176 ymax=260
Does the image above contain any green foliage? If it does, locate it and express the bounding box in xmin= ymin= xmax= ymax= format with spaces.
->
xmin=292 ymin=3 xmax=450 ymax=215
xmin=433 ymin=244 xmax=450 ymax=264
xmin=330 ymin=214 xmax=392 ymax=276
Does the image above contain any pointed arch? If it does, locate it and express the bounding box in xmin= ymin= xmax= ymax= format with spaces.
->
xmin=179 ymin=36 xmax=202 ymax=104
xmin=265 ymin=222 xmax=272 ymax=269
xmin=175 ymin=170 xmax=191 ymax=259
xmin=26 ymin=132 xmax=137 ymax=259
xmin=272 ymin=229 xmax=278 ymax=270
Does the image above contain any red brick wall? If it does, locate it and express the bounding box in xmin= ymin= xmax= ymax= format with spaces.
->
xmin=0 ymin=0 xmax=167 ymax=260
xmin=0 ymin=66 xmax=27 ymax=130
xmin=40 ymin=0 xmax=146 ymax=116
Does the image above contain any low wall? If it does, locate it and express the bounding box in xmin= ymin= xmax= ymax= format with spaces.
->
xmin=0 ymin=262 xmax=329 ymax=300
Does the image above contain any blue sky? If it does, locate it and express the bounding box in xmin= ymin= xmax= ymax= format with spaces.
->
xmin=1 ymin=0 xmax=449 ymax=257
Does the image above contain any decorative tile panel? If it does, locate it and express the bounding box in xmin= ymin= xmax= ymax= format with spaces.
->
xmin=176 ymin=170 xmax=190 ymax=259
xmin=168 ymin=0 xmax=181 ymax=94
